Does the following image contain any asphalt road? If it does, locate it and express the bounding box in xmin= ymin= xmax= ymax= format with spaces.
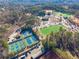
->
xmin=38 ymin=51 xmax=61 ymax=59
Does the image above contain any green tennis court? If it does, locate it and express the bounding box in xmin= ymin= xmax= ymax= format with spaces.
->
xmin=9 ymin=40 xmax=25 ymax=53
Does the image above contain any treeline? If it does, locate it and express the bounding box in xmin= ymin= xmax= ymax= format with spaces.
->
xmin=1 ymin=3 xmax=79 ymax=25
xmin=41 ymin=3 xmax=79 ymax=15
xmin=0 ymin=5 xmax=40 ymax=25
xmin=44 ymin=28 xmax=79 ymax=57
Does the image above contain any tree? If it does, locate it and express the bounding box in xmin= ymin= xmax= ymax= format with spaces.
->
xmin=0 ymin=40 xmax=8 ymax=49
xmin=38 ymin=11 xmax=45 ymax=17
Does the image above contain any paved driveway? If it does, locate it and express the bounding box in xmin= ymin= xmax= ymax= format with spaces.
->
xmin=38 ymin=51 xmax=61 ymax=59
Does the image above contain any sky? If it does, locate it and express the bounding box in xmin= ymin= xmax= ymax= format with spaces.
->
xmin=0 ymin=0 xmax=78 ymax=2
xmin=0 ymin=0 xmax=79 ymax=5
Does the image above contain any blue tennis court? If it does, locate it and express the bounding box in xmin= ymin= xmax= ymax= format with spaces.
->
xmin=19 ymin=41 xmax=25 ymax=49
xmin=21 ymin=30 xmax=32 ymax=37
xmin=25 ymin=37 xmax=32 ymax=45
xmin=31 ymin=35 xmax=37 ymax=41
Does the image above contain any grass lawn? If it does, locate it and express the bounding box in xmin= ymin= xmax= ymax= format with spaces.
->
xmin=55 ymin=12 xmax=72 ymax=18
xmin=40 ymin=25 xmax=64 ymax=36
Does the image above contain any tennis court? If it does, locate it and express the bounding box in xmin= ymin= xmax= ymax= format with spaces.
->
xmin=9 ymin=40 xmax=25 ymax=53
xmin=8 ymin=29 xmax=39 ymax=53
xmin=21 ymin=30 xmax=32 ymax=37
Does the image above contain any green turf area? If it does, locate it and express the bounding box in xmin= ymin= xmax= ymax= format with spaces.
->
xmin=40 ymin=25 xmax=64 ymax=36
xmin=55 ymin=12 xmax=72 ymax=18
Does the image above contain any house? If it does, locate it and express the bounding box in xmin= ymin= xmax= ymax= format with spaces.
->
xmin=44 ymin=10 xmax=53 ymax=15
xmin=8 ymin=28 xmax=44 ymax=59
